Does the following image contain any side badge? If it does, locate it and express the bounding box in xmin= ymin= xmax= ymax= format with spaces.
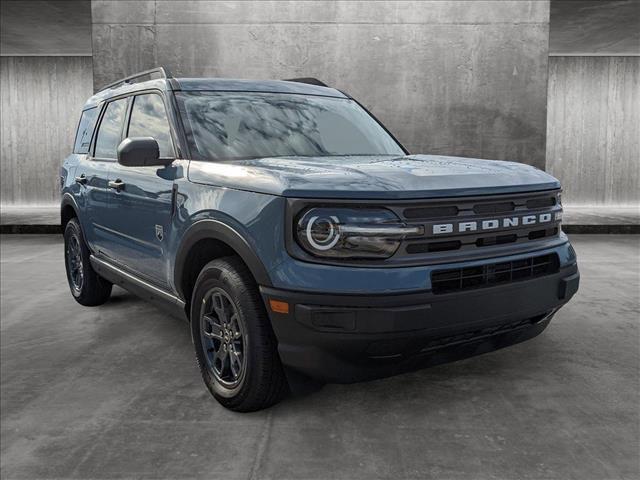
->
xmin=155 ymin=224 xmax=164 ymax=241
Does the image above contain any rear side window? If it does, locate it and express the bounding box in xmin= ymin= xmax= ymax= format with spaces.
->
xmin=73 ymin=107 xmax=98 ymax=154
xmin=94 ymin=98 xmax=128 ymax=159
xmin=128 ymin=94 xmax=175 ymax=158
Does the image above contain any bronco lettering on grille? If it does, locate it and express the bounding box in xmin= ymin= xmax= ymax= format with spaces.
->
xmin=433 ymin=213 xmax=554 ymax=235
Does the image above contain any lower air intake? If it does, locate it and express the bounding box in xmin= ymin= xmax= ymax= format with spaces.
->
xmin=431 ymin=253 xmax=560 ymax=294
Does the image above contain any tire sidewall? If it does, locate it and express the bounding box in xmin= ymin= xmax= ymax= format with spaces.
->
xmin=64 ymin=219 xmax=87 ymax=299
xmin=191 ymin=263 xmax=254 ymax=400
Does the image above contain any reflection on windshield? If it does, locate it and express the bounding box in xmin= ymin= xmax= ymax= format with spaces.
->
xmin=176 ymin=92 xmax=404 ymax=161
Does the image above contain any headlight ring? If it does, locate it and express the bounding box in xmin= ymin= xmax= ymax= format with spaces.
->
xmin=305 ymin=215 xmax=341 ymax=251
xmin=295 ymin=207 xmax=422 ymax=259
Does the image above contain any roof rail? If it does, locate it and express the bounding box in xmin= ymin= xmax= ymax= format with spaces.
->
xmin=284 ymin=77 xmax=329 ymax=87
xmin=98 ymin=66 xmax=173 ymax=92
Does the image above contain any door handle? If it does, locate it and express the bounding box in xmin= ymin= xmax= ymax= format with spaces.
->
xmin=75 ymin=174 xmax=87 ymax=185
xmin=108 ymin=179 xmax=125 ymax=191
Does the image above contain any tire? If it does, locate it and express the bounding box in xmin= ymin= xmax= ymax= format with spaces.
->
xmin=64 ymin=218 xmax=112 ymax=306
xmin=190 ymin=256 xmax=288 ymax=412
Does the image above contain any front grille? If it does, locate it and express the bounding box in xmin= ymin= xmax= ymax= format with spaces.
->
xmin=475 ymin=233 xmax=518 ymax=247
xmin=526 ymin=197 xmax=556 ymax=209
xmin=528 ymin=227 xmax=558 ymax=240
xmin=394 ymin=190 xmax=562 ymax=258
xmin=473 ymin=202 xmax=515 ymax=215
xmin=403 ymin=205 xmax=459 ymax=219
xmin=406 ymin=240 xmax=462 ymax=254
xmin=431 ymin=253 xmax=560 ymax=294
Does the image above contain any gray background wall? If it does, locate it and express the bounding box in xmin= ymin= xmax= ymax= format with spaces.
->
xmin=1 ymin=0 xmax=638 ymax=209
xmin=1 ymin=1 xmax=92 ymax=206
xmin=545 ymin=0 xmax=640 ymax=207
xmin=549 ymin=0 xmax=640 ymax=56
xmin=0 ymin=56 xmax=93 ymax=205
xmin=92 ymin=0 xmax=551 ymax=169
xmin=0 ymin=1 xmax=92 ymax=56
xmin=546 ymin=56 xmax=639 ymax=206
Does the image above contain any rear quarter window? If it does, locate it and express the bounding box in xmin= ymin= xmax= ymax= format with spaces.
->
xmin=73 ymin=107 xmax=98 ymax=154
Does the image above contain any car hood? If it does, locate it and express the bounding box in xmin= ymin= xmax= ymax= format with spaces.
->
xmin=188 ymin=154 xmax=560 ymax=199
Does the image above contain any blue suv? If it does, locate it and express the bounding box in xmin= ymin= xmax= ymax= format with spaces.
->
xmin=61 ymin=67 xmax=579 ymax=411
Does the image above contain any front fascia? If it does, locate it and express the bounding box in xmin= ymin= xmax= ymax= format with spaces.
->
xmin=267 ymin=239 xmax=576 ymax=294
xmin=165 ymin=185 xmax=574 ymax=296
xmin=283 ymin=191 xmax=564 ymax=268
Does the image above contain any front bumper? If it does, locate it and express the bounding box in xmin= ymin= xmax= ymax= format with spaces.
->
xmin=261 ymin=263 xmax=579 ymax=383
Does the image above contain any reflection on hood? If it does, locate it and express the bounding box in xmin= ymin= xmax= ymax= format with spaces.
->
xmin=188 ymin=154 xmax=560 ymax=200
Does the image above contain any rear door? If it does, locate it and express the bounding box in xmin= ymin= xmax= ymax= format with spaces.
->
xmin=69 ymin=106 xmax=101 ymax=248
xmin=103 ymin=92 xmax=177 ymax=287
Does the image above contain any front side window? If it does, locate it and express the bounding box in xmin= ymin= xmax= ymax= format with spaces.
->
xmin=128 ymin=94 xmax=175 ymax=158
xmin=94 ymin=98 xmax=128 ymax=159
xmin=176 ymin=92 xmax=404 ymax=161
xmin=73 ymin=107 xmax=98 ymax=154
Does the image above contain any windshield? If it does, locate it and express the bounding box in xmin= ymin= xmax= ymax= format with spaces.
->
xmin=175 ymin=92 xmax=404 ymax=161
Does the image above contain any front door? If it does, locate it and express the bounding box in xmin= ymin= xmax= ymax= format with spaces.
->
xmin=103 ymin=92 xmax=177 ymax=288
xmin=79 ymin=98 xmax=129 ymax=257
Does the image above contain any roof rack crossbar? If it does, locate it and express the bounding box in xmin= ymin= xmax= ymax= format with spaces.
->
xmin=98 ymin=66 xmax=173 ymax=92
xmin=284 ymin=77 xmax=329 ymax=87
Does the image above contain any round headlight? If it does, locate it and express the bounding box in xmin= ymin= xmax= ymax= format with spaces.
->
xmin=295 ymin=207 xmax=423 ymax=259
xmin=305 ymin=215 xmax=341 ymax=251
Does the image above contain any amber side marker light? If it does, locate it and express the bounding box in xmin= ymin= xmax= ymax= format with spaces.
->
xmin=269 ymin=299 xmax=290 ymax=314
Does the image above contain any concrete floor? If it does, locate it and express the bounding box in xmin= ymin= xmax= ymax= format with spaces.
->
xmin=1 ymin=235 xmax=638 ymax=480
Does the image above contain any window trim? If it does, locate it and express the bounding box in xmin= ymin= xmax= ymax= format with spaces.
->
xmin=90 ymin=88 xmax=179 ymax=163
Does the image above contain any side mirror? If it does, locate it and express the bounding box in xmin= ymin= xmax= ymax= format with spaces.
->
xmin=117 ymin=137 xmax=171 ymax=167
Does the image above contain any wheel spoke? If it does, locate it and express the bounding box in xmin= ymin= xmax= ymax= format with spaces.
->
xmin=199 ymin=287 xmax=245 ymax=386
xmin=67 ymin=235 xmax=84 ymax=291
xmin=229 ymin=314 xmax=242 ymax=339
xmin=212 ymin=293 xmax=227 ymax=321
xmin=202 ymin=315 xmax=223 ymax=340
xmin=215 ymin=347 xmax=228 ymax=375
xmin=229 ymin=349 xmax=241 ymax=378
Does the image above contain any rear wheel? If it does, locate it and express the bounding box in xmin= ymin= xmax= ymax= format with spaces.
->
xmin=191 ymin=257 xmax=287 ymax=412
xmin=64 ymin=218 xmax=112 ymax=306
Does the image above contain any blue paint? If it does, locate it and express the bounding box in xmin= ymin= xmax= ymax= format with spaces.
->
xmin=61 ymin=76 xmax=573 ymax=298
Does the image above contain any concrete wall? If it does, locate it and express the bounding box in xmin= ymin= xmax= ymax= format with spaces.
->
xmin=0 ymin=56 xmax=93 ymax=205
xmin=546 ymin=56 xmax=639 ymax=206
xmin=0 ymin=1 xmax=92 ymax=56
xmin=92 ymin=0 xmax=551 ymax=168
xmin=550 ymin=0 xmax=640 ymax=56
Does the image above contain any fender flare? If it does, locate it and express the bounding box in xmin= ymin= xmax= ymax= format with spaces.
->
xmin=60 ymin=193 xmax=80 ymax=225
xmin=173 ymin=219 xmax=273 ymax=300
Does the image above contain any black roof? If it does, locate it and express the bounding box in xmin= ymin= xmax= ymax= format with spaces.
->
xmin=84 ymin=75 xmax=346 ymax=109
xmin=174 ymin=78 xmax=345 ymax=97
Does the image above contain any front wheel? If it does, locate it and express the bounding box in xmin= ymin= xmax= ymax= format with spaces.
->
xmin=64 ymin=218 xmax=112 ymax=306
xmin=191 ymin=257 xmax=287 ymax=412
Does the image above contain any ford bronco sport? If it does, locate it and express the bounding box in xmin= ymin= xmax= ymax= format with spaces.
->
xmin=61 ymin=67 xmax=580 ymax=411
